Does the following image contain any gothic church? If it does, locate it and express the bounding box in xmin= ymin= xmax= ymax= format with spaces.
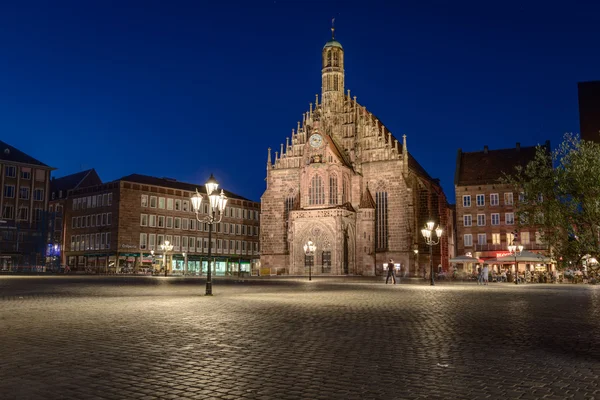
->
xmin=261 ymin=28 xmax=449 ymax=276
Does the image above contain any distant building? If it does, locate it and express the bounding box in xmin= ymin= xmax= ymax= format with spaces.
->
xmin=578 ymin=81 xmax=600 ymax=142
xmin=261 ymin=29 xmax=450 ymax=277
xmin=46 ymin=169 xmax=102 ymax=269
xmin=454 ymin=142 xmax=550 ymax=272
xmin=0 ymin=140 xmax=54 ymax=270
xmin=63 ymin=174 xmax=260 ymax=275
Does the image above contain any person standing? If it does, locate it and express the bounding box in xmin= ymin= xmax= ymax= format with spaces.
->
xmin=386 ymin=259 xmax=397 ymax=284
xmin=482 ymin=264 xmax=489 ymax=285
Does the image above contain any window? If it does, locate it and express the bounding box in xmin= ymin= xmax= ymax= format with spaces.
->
xmin=33 ymin=189 xmax=44 ymax=201
xmin=490 ymin=193 xmax=499 ymax=206
xmin=521 ymin=232 xmax=530 ymax=245
xmin=464 ymin=234 xmax=473 ymax=247
xmin=92 ymin=196 xmax=97 ymax=208
xmin=141 ymin=195 xmax=148 ymax=207
xmin=95 ymin=233 xmax=100 ymax=250
xmin=158 ymin=215 xmax=165 ymax=228
xmin=157 ymin=235 xmax=164 ymax=246
xmin=182 ymin=218 xmax=188 ymax=230
xmin=183 ymin=201 xmax=189 ymax=212
xmin=102 ymin=213 xmax=107 ymax=226
xmin=35 ymin=170 xmax=46 ymax=182
xmin=18 ymin=206 xmax=29 ymax=220
xmin=2 ymin=205 xmax=14 ymax=219
xmin=477 ymin=214 xmax=486 ymax=226
xmin=107 ymin=213 xmax=112 ymax=225
xmin=4 ymin=185 xmax=14 ymax=198
xmin=491 ymin=213 xmax=500 ymax=226
xmin=19 ymin=187 xmax=30 ymax=200
xmin=463 ymin=195 xmax=471 ymax=207
xmin=20 ymin=167 xmax=31 ymax=180
xmin=106 ymin=193 xmax=112 ymax=205
xmin=182 ymin=236 xmax=188 ymax=251
xmin=96 ymin=214 xmax=101 ymax=226
xmin=463 ymin=215 xmax=472 ymax=227
xmin=504 ymin=192 xmax=513 ymax=205
xmin=535 ymin=232 xmax=543 ymax=244
xmin=166 ymin=216 xmax=173 ymax=228
xmin=189 ymin=236 xmax=195 ymax=251
xmin=174 ymin=217 xmax=181 ymax=229
xmin=158 ymin=197 xmax=165 ymax=209
xmin=5 ymin=165 xmax=16 ymax=178
xmin=96 ymin=195 xmax=102 ymax=207
xmin=90 ymin=214 xmax=95 ymax=227
xmin=309 ymin=175 xmax=325 ymax=205
xmin=166 ymin=235 xmax=172 ymax=245
xmin=167 ymin=198 xmax=174 ymax=210
xmin=149 ymin=215 xmax=157 ymax=227
xmin=190 ymin=219 xmax=196 ymax=230
xmin=505 ymin=212 xmax=514 ymax=225
xmin=141 ymin=214 xmax=148 ymax=226
xmin=492 ymin=233 xmax=501 ymax=244
xmin=150 ymin=196 xmax=157 ymax=208
xmin=149 ymin=234 xmax=156 ymax=250
xmin=175 ymin=199 xmax=181 ymax=211
xmin=476 ymin=194 xmax=485 ymax=207
xmin=329 ymin=174 xmax=338 ymax=205
xmin=477 ymin=233 xmax=486 ymax=245
xmin=140 ymin=233 xmax=147 ymax=250
xmin=106 ymin=232 xmax=111 ymax=249
xmin=375 ymin=191 xmax=389 ymax=250
xmin=506 ymin=232 xmax=515 ymax=245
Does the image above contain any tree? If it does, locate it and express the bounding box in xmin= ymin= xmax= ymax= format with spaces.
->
xmin=504 ymin=133 xmax=600 ymax=272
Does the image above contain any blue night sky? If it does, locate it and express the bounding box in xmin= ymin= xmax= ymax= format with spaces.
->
xmin=1 ymin=1 xmax=599 ymax=202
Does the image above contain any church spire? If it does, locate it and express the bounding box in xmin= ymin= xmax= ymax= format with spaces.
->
xmin=322 ymin=21 xmax=344 ymax=112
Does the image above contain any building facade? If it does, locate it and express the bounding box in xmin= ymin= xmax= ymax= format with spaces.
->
xmin=454 ymin=142 xmax=551 ymax=271
xmin=261 ymin=30 xmax=450 ymax=276
xmin=63 ymin=174 xmax=260 ymax=275
xmin=0 ymin=140 xmax=54 ymax=270
xmin=46 ymin=169 xmax=103 ymax=270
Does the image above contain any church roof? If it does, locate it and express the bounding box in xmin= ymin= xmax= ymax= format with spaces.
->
xmin=359 ymin=187 xmax=376 ymax=209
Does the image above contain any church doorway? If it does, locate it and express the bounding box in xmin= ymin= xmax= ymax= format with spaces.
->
xmin=322 ymin=251 xmax=331 ymax=273
xmin=343 ymin=230 xmax=349 ymax=274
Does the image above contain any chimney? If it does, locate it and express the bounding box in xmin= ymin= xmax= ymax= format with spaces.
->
xmin=516 ymin=142 xmax=521 ymax=151
xmin=483 ymin=145 xmax=488 ymax=154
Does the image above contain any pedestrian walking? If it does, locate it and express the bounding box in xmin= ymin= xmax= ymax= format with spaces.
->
xmin=385 ymin=259 xmax=397 ymax=284
xmin=477 ymin=266 xmax=482 ymax=285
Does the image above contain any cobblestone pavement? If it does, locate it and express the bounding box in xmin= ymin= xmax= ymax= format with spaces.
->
xmin=1 ymin=276 xmax=599 ymax=400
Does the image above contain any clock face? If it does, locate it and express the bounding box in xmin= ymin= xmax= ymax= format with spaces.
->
xmin=309 ymin=134 xmax=323 ymax=148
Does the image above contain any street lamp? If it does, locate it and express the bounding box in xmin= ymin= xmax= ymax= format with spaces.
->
xmin=160 ymin=240 xmax=173 ymax=277
xmin=421 ymin=221 xmax=443 ymax=286
xmin=508 ymin=241 xmax=524 ymax=285
xmin=151 ymin=250 xmax=155 ymax=275
xmin=303 ymin=239 xmax=316 ymax=281
xmin=191 ymin=174 xmax=228 ymax=296
xmin=413 ymin=246 xmax=419 ymax=277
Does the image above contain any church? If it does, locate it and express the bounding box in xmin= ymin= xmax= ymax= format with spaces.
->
xmin=260 ymin=27 xmax=450 ymax=276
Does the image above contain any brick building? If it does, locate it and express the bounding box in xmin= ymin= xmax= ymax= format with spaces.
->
xmin=0 ymin=140 xmax=54 ymax=270
xmin=578 ymin=81 xmax=600 ymax=143
xmin=261 ymin=29 xmax=450 ymax=276
xmin=454 ymin=142 xmax=550 ymax=271
xmin=63 ymin=174 xmax=260 ymax=275
xmin=46 ymin=169 xmax=102 ymax=269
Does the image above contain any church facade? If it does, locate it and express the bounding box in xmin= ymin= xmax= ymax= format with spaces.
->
xmin=260 ymin=30 xmax=450 ymax=276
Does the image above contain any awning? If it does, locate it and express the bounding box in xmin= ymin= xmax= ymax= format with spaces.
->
xmin=495 ymin=250 xmax=552 ymax=263
xmin=449 ymin=254 xmax=484 ymax=263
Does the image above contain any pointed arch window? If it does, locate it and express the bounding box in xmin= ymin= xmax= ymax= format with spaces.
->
xmin=342 ymin=179 xmax=348 ymax=204
xmin=375 ymin=191 xmax=388 ymax=250
xmin=309 ymin=175 xmax=325 ymax=205
xmin=333 ymin=75 xmax=339 ymax=91
xmin=333 ymin=50 xmax=339 ymax=67
xmin=327 ymin=50 xmax=332 ymax=67
xmin=329 ymin=174 xmax=338 ymax=205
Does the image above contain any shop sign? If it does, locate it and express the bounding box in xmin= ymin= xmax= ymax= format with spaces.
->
xmin=121 ymin=253 xmax=140 ymax=257
xmin=121 ymin=244 xmax=137 ymax=249
xmin=495 ymin=251 xmax=511 ymax=258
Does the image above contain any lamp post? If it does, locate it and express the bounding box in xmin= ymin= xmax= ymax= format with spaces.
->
xmin=303 ymin=239 xmax=316 ymax=281
xmin=413 ymin=247 xmax=419 ymax=277
xmin=421 ymin=221 xmax=443 ymax=286
xmin=151 ymin=250 xmax=155 ymax=275
xmin=191 ymin=174 xmax=228 ymax=296
xmin=160 ymin=240 xmax=173 ymax=277
xmin=508 ymin=241 xmax=524 ymax=285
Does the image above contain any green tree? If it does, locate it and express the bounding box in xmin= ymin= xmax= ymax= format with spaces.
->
xmin=504 ymin=133 xmax=600 ymax=272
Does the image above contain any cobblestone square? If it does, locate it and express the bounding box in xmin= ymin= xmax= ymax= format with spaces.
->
xmin=1 ymin=276 xmax=599 ymax=399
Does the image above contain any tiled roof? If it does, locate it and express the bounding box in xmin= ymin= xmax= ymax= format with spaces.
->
xmin=0 ymin=140 xmax=49 ymax=167
xmin=115 ymin=174 xmax=253 ymax=202
xmin=455 ymin=143 xmax=548 ymax=186
xmin=50 ymin=169 xmax=99 ymax=193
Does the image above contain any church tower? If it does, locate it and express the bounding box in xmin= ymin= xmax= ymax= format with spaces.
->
xmin=321 ymin=20 xmax=344 ymax=112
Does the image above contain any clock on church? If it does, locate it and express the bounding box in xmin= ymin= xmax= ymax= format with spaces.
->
xmin=309 ymin=133 xmax=323 ymax=148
